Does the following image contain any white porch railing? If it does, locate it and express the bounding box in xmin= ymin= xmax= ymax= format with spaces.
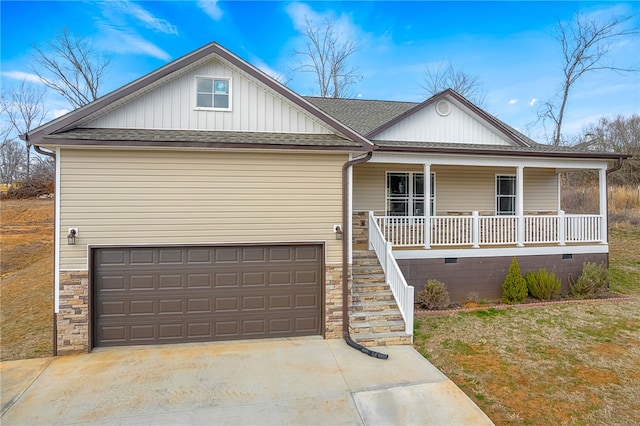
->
xmin=368 ymin=211 xmax=414 ymax=336
xmin=374 ymin=210 xmax=603 ymax=247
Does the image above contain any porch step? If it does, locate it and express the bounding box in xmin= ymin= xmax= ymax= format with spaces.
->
xmin=347 ymin=331 xmax=413 ymax=347
xmin=350 ymin=249 xmax=412 ymax=347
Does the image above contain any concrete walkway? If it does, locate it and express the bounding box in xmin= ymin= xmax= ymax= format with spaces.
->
xmin=1 ymin=338 xmax=493 ymax=425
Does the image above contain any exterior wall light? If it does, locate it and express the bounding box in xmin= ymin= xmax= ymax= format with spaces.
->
xmin=334 ymin=225 xmax=343 ymax=240
xmin=67 ymin=228 xmax=78 ymax=245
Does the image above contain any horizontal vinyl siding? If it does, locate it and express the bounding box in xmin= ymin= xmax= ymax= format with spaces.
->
xmin=353 ymin=164 xmax=558 ymax=215
xmin=83 ymin=58 xmax=332 ymax=134
xmin=59 ymin=149 xmax=345 ymax=269
xmin=523 ymin=168 xmax=558 ymax=212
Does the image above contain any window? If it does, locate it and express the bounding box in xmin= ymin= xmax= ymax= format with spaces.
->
xmin=496 ymin=175 xmax=516 ymax=215
xmin=196 ymin=77 xmax=230 ymax=109
xmin=386 ymin=172 xmax=435 ymax=216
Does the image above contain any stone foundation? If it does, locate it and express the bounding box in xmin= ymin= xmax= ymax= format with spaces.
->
xmin=57 ymin=271 xmax=89 ymax=355
xmin=324 ymin=263 xmax=350 ymax=339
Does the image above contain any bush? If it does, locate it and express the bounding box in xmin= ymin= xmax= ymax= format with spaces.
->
xmin=502 ymin=257 xmax=528 ymax=304
xmin=570 ymin=262 xmax=609 ymax=299
xmin=525 ymin=268 xmax=561 ymax=300
xmin=417 ymin=279 xmax=451 ymax=310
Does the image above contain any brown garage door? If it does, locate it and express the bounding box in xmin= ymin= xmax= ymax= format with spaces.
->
xmin=93 ymin=244 xmax=322 ymax=347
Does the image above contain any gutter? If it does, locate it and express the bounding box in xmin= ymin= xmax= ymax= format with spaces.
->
xmin=341 ymin=151 xmax=388 ymax=360
xmin=20 ymin=134 xmax=57 ymax=159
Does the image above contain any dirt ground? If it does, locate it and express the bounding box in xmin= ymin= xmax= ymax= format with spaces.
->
xmin=1 ymin=198 xmax=54 ymax=360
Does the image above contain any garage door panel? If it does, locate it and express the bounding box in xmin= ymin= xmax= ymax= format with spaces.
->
xmin=94 ymin=244 xmax=322 ymax=347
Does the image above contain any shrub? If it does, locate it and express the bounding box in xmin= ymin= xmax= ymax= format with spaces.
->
xmin=570 ymin=262 xmax=609 ymax=299
xmin=417 ymin=279 xmax=451 ymax=310
xmin=502 ymin=257 xmax=528 ymax=304
xmin=525 ymin=268 xmax=561 ymax=300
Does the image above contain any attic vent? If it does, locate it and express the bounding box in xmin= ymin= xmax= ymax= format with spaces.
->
xmin=435 ymin=100 xmax=451 ymax=117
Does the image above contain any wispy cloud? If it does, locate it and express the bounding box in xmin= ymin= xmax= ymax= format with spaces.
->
xmin=198 ymin=0 xmax=223 ymax=21
xmin=2 ymin=71 xmax=44 ymax=84
xmin=98 ymin=24 xmax=171 ymax=60
xmin=509 ymin=99 xmax=518 ymax=105
xmin=529 ymin=98 xmax=538 ymax=107
xmin=109 ymin=0 xmax=178 ymax=35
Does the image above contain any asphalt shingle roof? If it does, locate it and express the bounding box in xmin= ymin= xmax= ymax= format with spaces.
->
xmin=45 ymin=128 xmax=361 ymax=148
xmin=304 ymin=97 xmax=417 ymax=136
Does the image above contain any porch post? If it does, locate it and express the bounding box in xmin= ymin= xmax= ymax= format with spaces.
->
xmin=599 ymin=167 xmax=608 ymax=244
xmin=424 ymin=163 xmax=431 ymax=249
xmin=516 ymin=165 xmax=524 ymax=247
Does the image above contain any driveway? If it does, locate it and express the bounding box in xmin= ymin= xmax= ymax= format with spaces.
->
xmin=1 ymin=337 xmax=493 ymax=425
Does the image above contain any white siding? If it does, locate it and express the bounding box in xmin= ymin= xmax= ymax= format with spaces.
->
xmin=375 ymin=99 xmax=512 ymax=145
xmin=82 ymin=58 xmax=333 ymax=134
xmin=59 ymin=149 xmax=345 ymax=270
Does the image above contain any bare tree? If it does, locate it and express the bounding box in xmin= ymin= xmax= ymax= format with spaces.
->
xmin=0 ymin=138 xmax=27 ymax=184
xmin=293 ymin=17 xmax=361 ymax=97
xmin=0 ymin=81 xmax=47 ymax=178
xmin=31 ymin=28 xmax=111 ymax=108
xmin=581 ymin=114 xmax=640 ymax=186
xmin=540 ymin=12 xmax=639 ymax=146
xmin=422 ymin=62 xmax=487 ymax=107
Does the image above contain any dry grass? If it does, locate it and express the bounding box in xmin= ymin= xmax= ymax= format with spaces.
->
xmin=414 ymin=222 xmax=640 ymax=425
xmin=1 ymin=198 xmax=54 ymax=360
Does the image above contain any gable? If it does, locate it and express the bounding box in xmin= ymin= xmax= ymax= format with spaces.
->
xmin=373 ymin=95 xmax=514 ymax=146
xmin=78 ymin=57 xmax=334 ymax=134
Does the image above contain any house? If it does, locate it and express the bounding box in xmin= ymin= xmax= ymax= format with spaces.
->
xmin=24 ymin=42 xmax=627 ymax=356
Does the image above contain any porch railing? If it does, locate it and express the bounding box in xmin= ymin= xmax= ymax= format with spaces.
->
xmin=368 ymin=211 xmax=414 ymax=336
xmin=374 ymin=210 xmax=603 ymax=248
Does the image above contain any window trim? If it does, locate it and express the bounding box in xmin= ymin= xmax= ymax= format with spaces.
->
xmin=385 ymin=171 xmax=435 ymax=216
xmin=495 ymin=174 xmax=516 ymax=216
xmin=194 ymin=76 xmax=232 ymax=111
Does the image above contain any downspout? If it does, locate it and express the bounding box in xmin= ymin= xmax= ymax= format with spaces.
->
xmin=341 ymin=151 xmax=388 ymax=360
xmin=21 ymin=134 xmax=58 ymax=356
xmin=606 ymin=157 xmax=625 ymax=176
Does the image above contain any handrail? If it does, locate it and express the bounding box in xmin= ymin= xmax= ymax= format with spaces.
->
xmin=368 ymin=211 xmax=414 ymax=336
xmin=373 ymin=213 xmax=603 ymax=247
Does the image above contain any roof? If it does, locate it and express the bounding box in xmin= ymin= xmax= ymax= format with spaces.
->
xmin=44 ymin=128 xmax=361 ymax=150
xmin=304 ymin=97 xmax=417 ymax=136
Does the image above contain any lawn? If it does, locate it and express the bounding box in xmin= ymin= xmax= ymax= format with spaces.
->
xmin=413 ymin=223 xmax=640 ymax=425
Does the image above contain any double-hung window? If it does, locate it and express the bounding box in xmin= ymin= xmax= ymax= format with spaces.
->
xmin=196 ymin=77 xmax=231 ymax=110
xmin=386 ymin=172 xmax=435 ymax=216
xmin=496 ymin=175 xmax=516 ymax=215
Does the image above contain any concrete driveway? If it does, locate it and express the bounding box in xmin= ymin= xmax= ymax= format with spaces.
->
xmin=1 ymin=337 xmax=493 ymax=425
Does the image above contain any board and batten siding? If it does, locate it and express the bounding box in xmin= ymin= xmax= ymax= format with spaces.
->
xmin=353 ymin=163 xmax=558 ymax=214
xmin=374 ymin=100 xmax=511 ymax=145
xmin=59 ymin=149 xmax=345 ymax=270
xmin=82 ymin=58 xmax=332 ymax=134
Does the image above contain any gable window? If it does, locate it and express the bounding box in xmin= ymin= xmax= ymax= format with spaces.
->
xmin=196 ymin=77 xmax=231 ymax=110
xmin=386 ymin=172 xmax=435 ymax=216
xmin=496 ymin=175 xmax=516 ymax=215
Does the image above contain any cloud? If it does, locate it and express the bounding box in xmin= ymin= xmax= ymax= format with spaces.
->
xmin=285 ymin=2 xmax=361 ymax=44
xmin=98 ymin=25 xmax=171 ymax=60
xmin=52 ymin=109 xmax=70 ymax=119
xmin=198 ymin=0 xmax=223 ymax=21
xmin=2 ymin=71 xmax=44 ymax=84
xmin=529 ymin=98 xmax=538 ymax=107
xmin=109 ymin=0 xmax=178 ymax=35
xmin=509 ymin=99 xmax=517 ymax=105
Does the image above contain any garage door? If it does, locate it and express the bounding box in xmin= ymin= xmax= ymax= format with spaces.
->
xmin=93 ymin=244 xmax=322 ymax=347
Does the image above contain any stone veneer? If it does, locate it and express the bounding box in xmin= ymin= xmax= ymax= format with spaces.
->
xmin=56 ymin=266 xmax=350 ymax=354
xmin=57 ymin=271 xmax=89 ymax=355
xmin=324 ymin=263 xmax=348 ymax=339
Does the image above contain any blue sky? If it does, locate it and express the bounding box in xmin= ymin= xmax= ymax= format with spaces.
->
xmin=1 ymin=0 xmax=639 ymax=143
